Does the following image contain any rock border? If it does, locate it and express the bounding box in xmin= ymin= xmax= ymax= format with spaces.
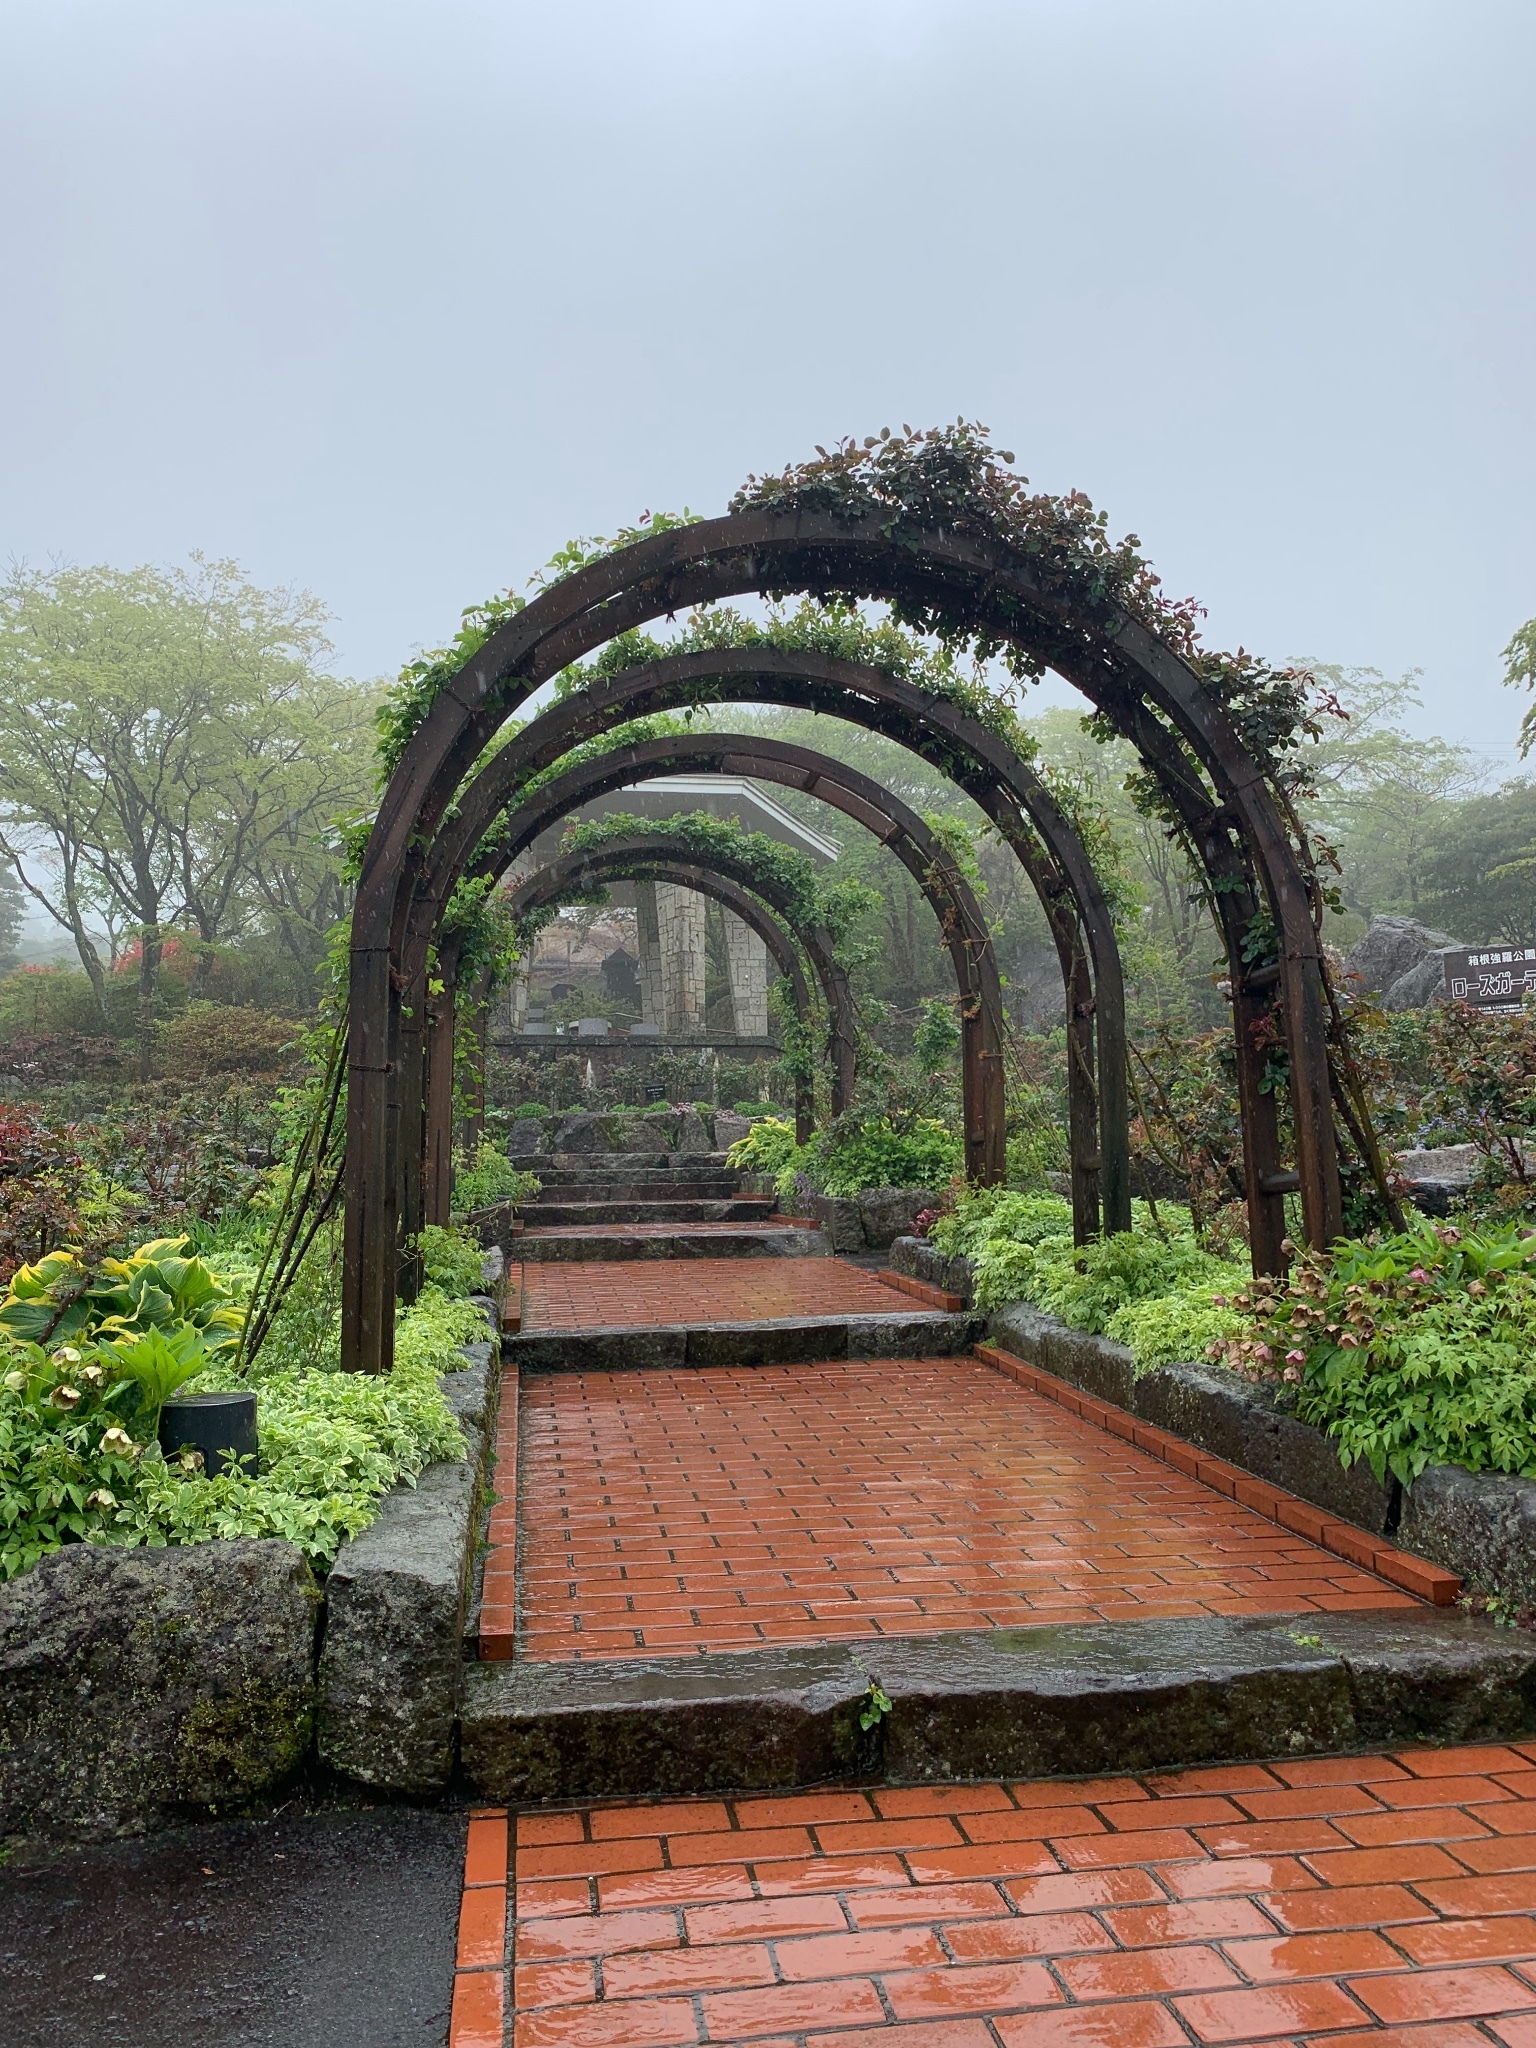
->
xmin=1 ymin=1299 xmax=502 ymax=1839
xmin=460 ymin=1607 xmax=1536 ymax=1804
xmin=949 ymin=1275 xmax=1536 ymax=1618
xmin=316 ymin=1299 xmax=502 ymax=1797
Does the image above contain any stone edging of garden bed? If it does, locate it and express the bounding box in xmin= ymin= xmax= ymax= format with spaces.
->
xmin=0 ymin=1299 xmax=502 ymax=1841
xmin=891 ymin=1236 xmax=1536 ymax=1619
xmin=975 ymin=1340 xmax=1458 ymax=1605
xmin=315 ymin=1294 xmax=502 ymax=1797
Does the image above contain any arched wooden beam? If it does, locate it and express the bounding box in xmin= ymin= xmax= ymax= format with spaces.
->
xmin=503 ymin=840 xmax=851 ymax=1125
xmin=395 ymin=655 xmax=1115 ymax=1289
xmin=496 ymin=857 xmax=821 ymax=1149
xmin=346 ymin=508 xmax=1338 ymax=1370
xmin=422 ymin=733 xmax=1009 ymax=1237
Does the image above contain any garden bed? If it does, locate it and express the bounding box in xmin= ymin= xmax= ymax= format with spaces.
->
xmin=0 ymin=1269 xmax=503 ymax=1839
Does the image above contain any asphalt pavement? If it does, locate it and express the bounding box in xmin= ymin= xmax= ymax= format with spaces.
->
xmin=0 ymin=1801 xmax=466 ymax=2048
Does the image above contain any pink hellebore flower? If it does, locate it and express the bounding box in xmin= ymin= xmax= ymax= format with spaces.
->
xmin=1286 ymin=1349 xmax=1306 ymax=1365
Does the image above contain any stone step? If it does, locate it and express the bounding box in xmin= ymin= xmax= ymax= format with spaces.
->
xmin=506 ymin=1308 xmax=984 ymax=1372
xmin=532 ymin=1179 xmax=747 ymax=1202
xmin=509 ymin=1152 xmax=732 ymax=1174
xmin=513 ymin=1226 xmax=829 ymax=1263
xmin=521 ymin=1198 xmax=777 ymax=1227
xmin=460 ymin=1607 xmax=1536 ymax=1804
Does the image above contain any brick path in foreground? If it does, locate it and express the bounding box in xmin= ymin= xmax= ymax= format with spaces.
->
xmin=519 ymin=1259 xmax=908 ymax=1331
xmin=509 ymin=1357 xmax=1411 ymax=1660
xmin=451 ymin=1743 xmax=1536 ymax=2047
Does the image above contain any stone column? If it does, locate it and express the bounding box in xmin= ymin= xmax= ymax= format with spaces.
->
xmin=633 ymin=882 xmax=666 ymax=1028
xmin=656 ymin=882 xmax=705 ymax=1034
xmin=506 ymin=957 xmax=532 ymax=1031
xmin=723 ymin=912 xmax=769 ymax=1039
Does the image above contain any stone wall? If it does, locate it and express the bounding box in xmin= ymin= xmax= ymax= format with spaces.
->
xmin=0 ymin=1307 xmax=501 ymax=1839
xmin=984 ymin=1294 xmax=1536 ymax=1614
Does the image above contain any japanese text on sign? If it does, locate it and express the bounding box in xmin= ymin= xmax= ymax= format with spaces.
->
xmin=1443 ymin=946 xmax=1536 ymax=1015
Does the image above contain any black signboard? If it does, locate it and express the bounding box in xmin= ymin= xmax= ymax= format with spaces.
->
xmin=1443 ymin=945 xmax=1536 ymax=1014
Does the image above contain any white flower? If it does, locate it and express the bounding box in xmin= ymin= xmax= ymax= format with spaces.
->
xmin=3 ymin=1370 xmax=26 ymax=1393
xmin=49 ymin=1384 xmax=82 ymax=1410
xmin=51 ymin=1345 xmax=81 ymax=1365
xmin=86 ymin=1488 xmax=116 ymax=1509
xmin=99 ymin=1427 xmax=138 ymax=1457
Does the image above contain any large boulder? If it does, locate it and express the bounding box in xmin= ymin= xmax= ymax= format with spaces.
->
xmin=0 ymin=1539 xmax=320 ymax=1838
xmin=548 ymin=1111 xmax=608 ymax=1154
xmin=319 ymin=1346 xmax=495 ymax=1797
xmin=856 ymin=1186 xmax=938 ymax=1251
xmin=616 ymin=1113 xmax=675 ymax=1152
xmin=318 ymin=1462 xmax=479 ymax=1796
xmin=713 ymin=1110 xmax=751 ymax=1153
xmin=1343 ymin=916 xmax=1461 ymax=1012
xmin=1396 ymin=1143 xmax=1483 ymax=1217
xmin=808 ymin=1194 xmax=865 ymax=1252
xmin=675 ymin=1109 xmax=713 ymax=1155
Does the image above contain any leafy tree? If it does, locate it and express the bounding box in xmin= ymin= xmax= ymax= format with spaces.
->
xmin=1417 ymin=781 xmax=1536 ymax=945
xmin=1504 ymin=614 xmax=1536 ymax=755
xmin=0 ymin=859 xmax=22 ymax=977
xmin=0 ymin=559 xmax=378 ymax=1070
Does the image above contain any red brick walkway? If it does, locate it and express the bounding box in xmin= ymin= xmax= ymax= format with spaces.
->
xmin=508 ymin=1358 xmax=1410 ymax=1661
xmin=520 ymin=1260 xmax=906 ymax=1332
xmin=525 ymin=1223 xmax=803 ymax=1239
xmin=450 ymin=1743 xmax=1536 ymax=2047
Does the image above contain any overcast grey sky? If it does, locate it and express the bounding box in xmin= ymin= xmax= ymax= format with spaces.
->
xmin=3 ymin=1 xmax=1533 ymax=757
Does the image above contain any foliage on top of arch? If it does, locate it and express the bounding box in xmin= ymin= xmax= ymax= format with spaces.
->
xmin=530 ymin=510 xmax=703 ymax=593
xmin=375 ymin=592 xmax=529 ymax=780
xmin=557 ymin=811 xmax=868 ymax=944
xmin=544 ymin=599 xmax=1042 ymax=783
xmin=731 ymin=422 xmax=1321 ymax=783
xmin=372 ymin=514 xmax=703 ymax=780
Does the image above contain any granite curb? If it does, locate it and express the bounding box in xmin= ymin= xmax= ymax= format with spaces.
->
xmin=460 ymin=1607 xmax=1536 ymax=1804
xmin=315 ymin=1301 xmax=502 ymax=1796
xmin=982 ymin=1300 xmax=1536 ymax=1614
xmin=506 ymin=1310 xmax=986 ymax=1373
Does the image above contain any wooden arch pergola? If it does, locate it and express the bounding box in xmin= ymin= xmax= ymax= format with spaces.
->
xmin=346 ymin=491 xmax=1339 ymax=1371
xmin=421 ymin=733 xmax=1010 ymax=1240
xmin=393 ymin=648 xmax=1129 ymax=1295
xmin=494 ymin=853 xmax=833 ymax=1147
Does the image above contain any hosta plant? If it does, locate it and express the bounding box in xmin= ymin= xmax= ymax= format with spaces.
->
xmin=0 ymin=1238 xmax=244 ymax=1354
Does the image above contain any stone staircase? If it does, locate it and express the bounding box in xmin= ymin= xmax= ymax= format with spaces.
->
xmin=511 ymin=1149 xmax=822 ymax=1260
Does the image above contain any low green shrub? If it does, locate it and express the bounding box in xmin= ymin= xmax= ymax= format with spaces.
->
xmin=725 ymin=1117 xmax=800 ymax=1179
xmin=1211 ymin=1221 xmax=1536 ymax=1484
xmin=761 ymin=1117 xmax=963 ymax=1203
xmin=1028 ymin=1228 xmax=1246 ymax=1338
xmin=733 ymin=1101 xmax=783 ymax=1120
xmin=928 ymin=1186 xmax=1246 ymax=1357
xmin=159 ymin=1003 xmax=299 ymax=1079
xmin=929 ymin=1189 xmax=1072 ymax=1261
xmin=1103 ymin=1286 xmax=1247 ymax=1372
xmin=450 ymin=1143 xmax=540 ymax=1218
xmin=414 ymin=1224 xmax=485 ymax=1297
xmin=0 ymin=1244 xmax=476 ymax=1577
